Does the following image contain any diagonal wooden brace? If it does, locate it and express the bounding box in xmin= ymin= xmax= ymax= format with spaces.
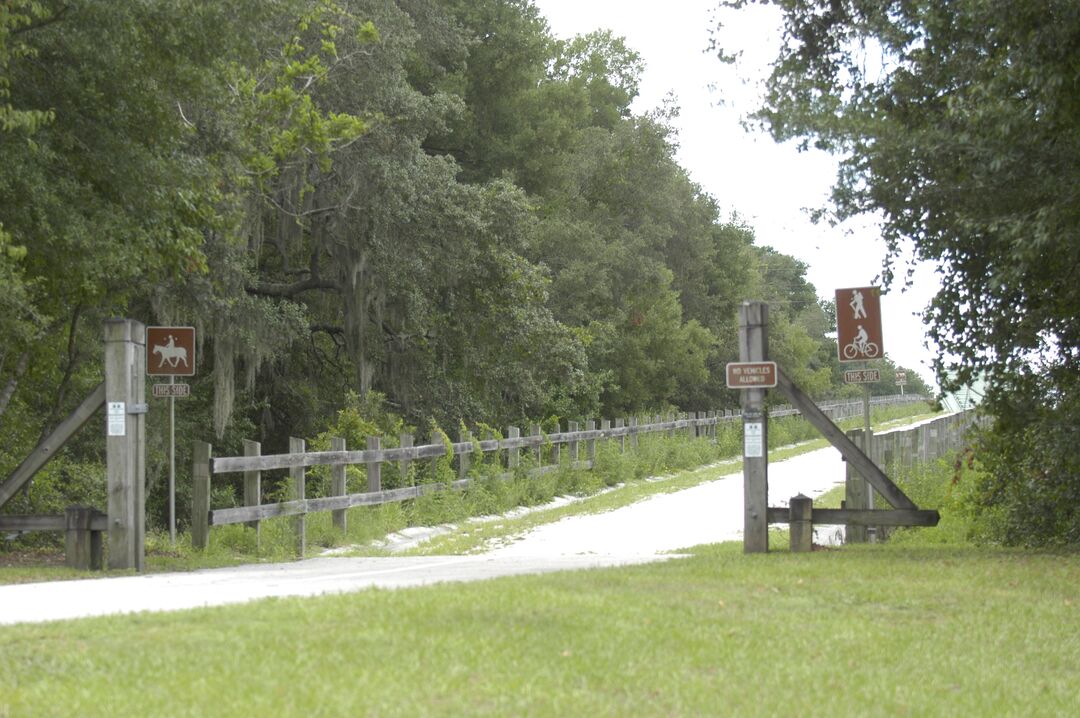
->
xmin=0 ymin=382 xmax=106 ymax=510
xmin=774 ymin=367 xmax=917 ymax=510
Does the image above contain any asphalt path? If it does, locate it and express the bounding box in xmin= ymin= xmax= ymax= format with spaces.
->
xmin=0 ymin=441 xmax=858 ymax=625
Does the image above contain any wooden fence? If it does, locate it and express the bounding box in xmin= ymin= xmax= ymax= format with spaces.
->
xmin=191 ymin=394 xmax=926 ymax=552
xmin=840 ymin=408 xmax=986 ymax=542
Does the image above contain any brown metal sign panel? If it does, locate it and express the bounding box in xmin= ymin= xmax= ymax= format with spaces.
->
xmin=726 ymin=361 xmax=778 ymax=389
xmin=843 ymin=368 xmax=881 ymax=384
xmin=146 ymin=326 xmax=196 ymax=376
xmin=835 ymin=286 xmax=884 ymax=362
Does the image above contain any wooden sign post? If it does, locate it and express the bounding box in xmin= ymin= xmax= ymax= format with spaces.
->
xmin=737 ymin=302 xmax=770 ymax=553
xmin=104 ymin=319 xmax=147 ymax=571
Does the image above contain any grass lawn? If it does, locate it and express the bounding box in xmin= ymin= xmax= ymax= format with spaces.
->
xmin=3 ymin=408 xmax=1077 ymax=716
xmin=1 ymin=541 xmax=1078 ymax=717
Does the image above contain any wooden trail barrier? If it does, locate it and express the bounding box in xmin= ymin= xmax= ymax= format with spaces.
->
xmin=769 ymin=409 xmax=985 ymax=546
xmin=0 ymin=508 xmax=106 ymax=569
xmin=189 ymin=394 xmax=927 ymax=554
xmin=0 ymin=318 xmax=147 ymax=571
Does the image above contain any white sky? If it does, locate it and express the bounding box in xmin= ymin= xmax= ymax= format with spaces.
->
xmin=532 ymin=0 xmax=941 ymax=389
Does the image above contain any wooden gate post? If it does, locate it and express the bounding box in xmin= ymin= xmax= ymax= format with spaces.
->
xmin=330 ymin=437 xmax=346 ymax=533
xmin=844 ymin=429 xmax=869 ymax=544
xmin=191 ymin=441 xmax=211 ymax=550
xmin=65 ymin=506 xmax=104 ymax=570
xmin=244 ymin=439 xmax=262 ymax=538
xmin=507 ymin=426 xmax=521 ymax=472
xmin=104 ymin=318 xmax=146 ymax=571
xmin=739 ymin=302 xmax=770 ymax=553
xmin=789 ymin=495 xmax=813 ymax=553
xmin=290 ymin=437 xmax=306 ymax=558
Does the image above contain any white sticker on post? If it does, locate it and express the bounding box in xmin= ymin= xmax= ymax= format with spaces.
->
xmin=744 ymin=421 xmax=763 ymax=458
xmin=107 ymin=402 xmax=126 ymax=437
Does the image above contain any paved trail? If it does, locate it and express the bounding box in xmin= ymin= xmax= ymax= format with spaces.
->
xmin=0 ymin=444 xmax=851 ymax=625
xmin=484 ymin=448 xmax=846 ymax=558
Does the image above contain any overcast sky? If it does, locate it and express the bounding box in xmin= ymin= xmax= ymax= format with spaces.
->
xmin=531 ymin=0 xmax=941 ymax=388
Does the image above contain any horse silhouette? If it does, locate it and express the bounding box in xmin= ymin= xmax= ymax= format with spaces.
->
xmin=152 ymin=336 xmax=189 ymax=369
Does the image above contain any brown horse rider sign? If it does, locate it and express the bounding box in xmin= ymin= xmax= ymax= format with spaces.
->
xmin=147 ymin=326 xmax=196 ymax=376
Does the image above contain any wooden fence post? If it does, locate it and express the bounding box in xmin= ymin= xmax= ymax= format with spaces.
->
xmin=244 ymin=439 xmax=261 ymax=541
xmin=789 ymin=495 xmax=813 ymax=552
xmin=844 ymin=429 xmax=869 ymax=544
xmin=882 ymin=432 xmax=896 ymax=477
xmin=290 ymin=437 xmax=306 ymax=558
xmin=400 ymin=432 xmax=414 ymax=485
xmin=367 ymin=436 xmax=382 ymax=491
xmin=530 ymin=424 xmax=542 ymax=466
xmin=586 ymin=420 xmax=597 ymax=465
xmin=191 ymin=441 xmax=211 ymax=550
xmin=456 ymin=430 xmax=470 ymax=480
xmin=331 ymin=437 xmax=347 ymax=533
xmin=507 ymin=426 xmax=521 ymax=472
xmin=616 ymin=418 xmax=625 ymax=452
xmin=550 ymin=422 xmax=562 ymax=467
xmin=104 ymin=318 xmax=146 ymax=571
xmin=65 ymin=506 xmax=104 ymax=570
xmin=429 ymin=429 xmax=441 ymax=483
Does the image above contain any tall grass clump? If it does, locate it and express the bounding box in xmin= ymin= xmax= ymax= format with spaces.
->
xmin=884 ymin=449 xmax=986 ymax=547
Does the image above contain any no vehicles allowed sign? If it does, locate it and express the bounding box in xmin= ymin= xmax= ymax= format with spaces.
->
xmin=725 ymin=361 xmax=777 ymax=389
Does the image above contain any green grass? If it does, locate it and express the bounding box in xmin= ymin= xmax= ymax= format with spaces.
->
xmin=5 ymin=418 xmax=1078 ymax=716
xmin=1 ymin=542 xmax=1077 ymax=716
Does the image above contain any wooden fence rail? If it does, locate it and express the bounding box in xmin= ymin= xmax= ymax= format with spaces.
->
xmin=190 ymin=395 xmax=926 ymax=552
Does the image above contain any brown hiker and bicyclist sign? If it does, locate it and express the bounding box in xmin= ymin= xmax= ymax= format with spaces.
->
xmin=835 ymin=286 xmax=884 ymax=362
xmin=146 ymin=326 xmax=195 ymax=377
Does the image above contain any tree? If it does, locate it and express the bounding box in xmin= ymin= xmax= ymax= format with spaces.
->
xmin=0 ymin=0 xmax=287 ymax=438
xmin=717 ymin=0 xmax=1080 ymax=544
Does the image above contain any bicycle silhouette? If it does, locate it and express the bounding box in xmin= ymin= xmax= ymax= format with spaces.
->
xmin=842 ymin=336 xmax=879 ymax=360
